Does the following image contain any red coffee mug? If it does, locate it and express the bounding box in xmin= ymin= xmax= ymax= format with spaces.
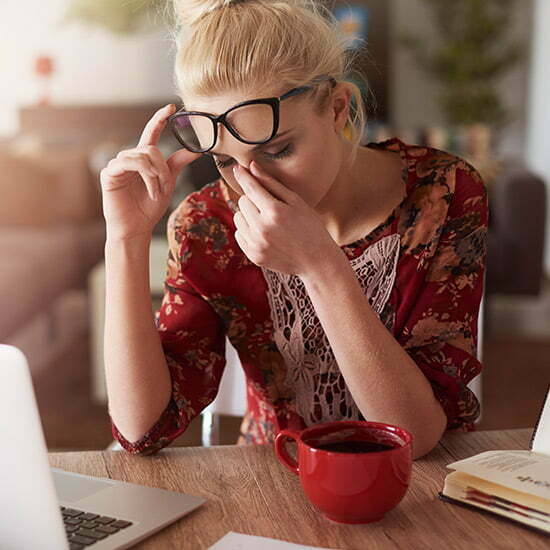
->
xmin=275 ymin=420 xmax=413 ymax=524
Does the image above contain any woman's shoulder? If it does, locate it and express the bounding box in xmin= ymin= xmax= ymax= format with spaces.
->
xmin=398 ymin=138 xmax=487 ymax=203
xmin=375 ymin=137 xmax=485 ymax=194
xmin=376 ymin=137 xmax=488 ymax=259
xmin=167 ymin=177 xmax=236 ymax=238
xmin=168 ymin=176 xmax=234 ymax=226
xmin=166 ymin=177 xmax=238 ymax=269
xmin=412 ymin=144 xmax=487 ymax=229
xmin=376 ymin=137 xmax=488 ymax=227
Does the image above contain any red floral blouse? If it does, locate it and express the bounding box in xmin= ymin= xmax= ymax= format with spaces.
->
xmin=111 ymin=137 xmax=489 ymax=455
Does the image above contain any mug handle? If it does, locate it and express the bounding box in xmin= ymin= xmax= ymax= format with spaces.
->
xmin=275 ymin=429 xmax=300 ymax=475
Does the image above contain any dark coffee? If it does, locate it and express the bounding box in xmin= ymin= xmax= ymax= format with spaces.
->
xmin=314 ymin=440 xmax=395 ymax=454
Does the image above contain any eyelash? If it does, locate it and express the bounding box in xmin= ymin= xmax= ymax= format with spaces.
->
xmin=212 ymin=144 xmax=293 ymax=169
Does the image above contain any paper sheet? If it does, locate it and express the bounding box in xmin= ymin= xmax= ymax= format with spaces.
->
xmin=208 ymin=532 xmax=340 ymax=550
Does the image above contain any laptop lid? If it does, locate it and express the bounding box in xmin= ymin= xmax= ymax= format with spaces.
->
xmin=0 ymin=344 xmax=207 ymax=550
xmin=0 ymin=344 xmax=69 ymax=550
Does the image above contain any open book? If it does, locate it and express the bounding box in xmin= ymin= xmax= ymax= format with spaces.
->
xmin=439 ymin=384 xmax=550 ymax=536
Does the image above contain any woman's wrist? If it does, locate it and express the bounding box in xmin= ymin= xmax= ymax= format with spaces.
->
xmin=105 ymin=231 xmax=152 ymax=256
xmin=299 ymin=245 xmax=349 ymax=288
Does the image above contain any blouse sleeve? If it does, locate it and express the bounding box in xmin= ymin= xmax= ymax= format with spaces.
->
xmin=110 ymin=209 xmax=227 ymax=455
xmin=399 ymin=163 xmax=489 ymax=432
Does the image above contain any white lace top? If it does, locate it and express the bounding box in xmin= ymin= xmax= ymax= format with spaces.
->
xmin=260 ymin=233 xmax=401 ymax=426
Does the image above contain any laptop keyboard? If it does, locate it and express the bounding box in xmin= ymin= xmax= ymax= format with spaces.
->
xmin=61 ymin=505 xmax=133 ymax=549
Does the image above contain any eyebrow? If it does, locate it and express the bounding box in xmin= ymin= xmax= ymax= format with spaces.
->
xmin=206 ymin=128 xmax=294 ymax=157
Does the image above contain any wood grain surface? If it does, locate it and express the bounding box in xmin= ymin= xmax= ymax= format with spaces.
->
xmin=48 ymin=428 xmax=549 ymax=549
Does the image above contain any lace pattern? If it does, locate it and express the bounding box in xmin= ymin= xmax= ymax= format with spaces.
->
xmin=261 ymin=233 xmax=401 ymax=426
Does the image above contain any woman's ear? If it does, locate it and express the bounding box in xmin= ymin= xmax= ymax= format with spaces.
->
xmin=331 ymin=83 xmax=352 ymax=135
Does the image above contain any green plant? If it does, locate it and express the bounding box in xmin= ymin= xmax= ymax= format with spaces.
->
xmin=399 ymin=0 xmax=526 ymax=129
xmin=61 ymin=0 xmax=173 ymax=35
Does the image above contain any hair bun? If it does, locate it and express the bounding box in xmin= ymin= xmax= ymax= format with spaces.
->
xmin=173 ymin=0 xmax=246 ymax=29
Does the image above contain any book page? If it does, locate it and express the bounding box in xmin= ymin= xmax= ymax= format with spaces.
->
xmin=446 ymin=450 xmax=550 ymax=500
xmin=208 ymin=532 xmax=339 ymax=550
xmin=531 ymin=384 xmax=550 ymax=456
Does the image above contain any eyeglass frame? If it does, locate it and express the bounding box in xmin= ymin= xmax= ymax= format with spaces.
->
xmin=167 ymin=75 xmax=337 ymax=153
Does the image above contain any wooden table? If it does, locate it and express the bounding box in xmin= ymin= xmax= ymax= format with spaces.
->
xmin=48 ymin=429 xmax=548 ymax=549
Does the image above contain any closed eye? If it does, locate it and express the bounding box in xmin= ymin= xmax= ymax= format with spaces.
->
xmin=209 ymin=143 xmax=294 ymax=169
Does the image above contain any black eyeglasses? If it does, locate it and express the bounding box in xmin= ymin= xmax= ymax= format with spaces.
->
xmin=168 ymin=75 xmax=336 ymax=154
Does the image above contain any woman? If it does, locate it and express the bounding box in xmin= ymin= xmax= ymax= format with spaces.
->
xmin=101 ymin=0 xmax=488 ymax=459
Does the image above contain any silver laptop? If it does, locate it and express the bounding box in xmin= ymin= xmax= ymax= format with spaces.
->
xmin=0 ymin=344 xmax=205 ymax=550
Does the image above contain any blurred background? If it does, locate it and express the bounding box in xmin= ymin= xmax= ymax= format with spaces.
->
xmin=1 ymin=0 xmax=548 ymax=451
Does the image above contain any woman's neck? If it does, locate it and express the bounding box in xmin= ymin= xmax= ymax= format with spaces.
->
xmin=316 ymin=141 xmax=405 ymax=247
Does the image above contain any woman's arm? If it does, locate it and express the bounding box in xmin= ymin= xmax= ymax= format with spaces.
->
xmin=104 ymin=234 xmax=173 ymax=444
xmin=300 ymin=254 xmax=447 ymax=460
xmin=299 ymin=165 xmax=488 ymax=460
xmin=107 ymin=205 xmax=228 ymax=455
xmin=230 ymin=158 xmax=486 ymax=458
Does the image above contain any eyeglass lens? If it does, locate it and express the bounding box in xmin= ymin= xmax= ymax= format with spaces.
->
xmin=172 ymin=102 xmax=275 ymax=153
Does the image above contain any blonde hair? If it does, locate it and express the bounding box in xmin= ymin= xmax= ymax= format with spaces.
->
xmin=166 ymin=0 xmax=372 ymax=166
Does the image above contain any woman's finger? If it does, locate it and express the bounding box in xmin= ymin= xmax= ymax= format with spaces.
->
xmin=123 ymin=151 xmax=162 ymax=200
xmin=139 ymin=145 xmax=172 ymax=194
xmin=237 ymin=195 xmax=262 ymax=232
xmin=233 ymin=164 xmax=282 ymax=212
xmin=249 ymin=161 xmax=298 ymax=205
xmin=137 ymin=104 xmax=175 ymax=148
xmin=233 ymin=210 xmax=254 ymax=240
xmin=232 ymin=166 xmax=271 ymax=210
xmin=234 ymin=227 xmax=251 ymax=255
xmin=103 ymin=154 xmax=160 ymax=201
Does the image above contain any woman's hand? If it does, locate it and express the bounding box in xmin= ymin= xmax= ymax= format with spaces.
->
xmin=231 ymin=160 xmax=343 ymax=277
xmin=99 ymin=104 xmax=202 ymax=242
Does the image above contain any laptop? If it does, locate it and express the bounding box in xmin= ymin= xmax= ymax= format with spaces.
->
xmin=0 ymin=344 xmax=206 ymax=550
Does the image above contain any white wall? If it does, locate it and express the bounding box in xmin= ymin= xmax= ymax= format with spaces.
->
xmin=0 ymin=0 xmax=176 ymax=137
xmin=525 ymin=0 xmax=550 ymax=277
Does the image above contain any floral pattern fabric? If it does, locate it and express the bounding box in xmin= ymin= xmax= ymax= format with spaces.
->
xmin=110 ymin=137 xmax=489 ymax=455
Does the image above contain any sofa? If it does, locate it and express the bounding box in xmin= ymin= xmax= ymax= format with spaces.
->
xmin=484 ymin=158 xmax=547 ymax=296
xmin=0 ymin=145 xmax=106 ymax=375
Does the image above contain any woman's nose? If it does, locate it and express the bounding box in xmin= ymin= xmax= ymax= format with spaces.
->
xmin=216 ymin=128 xmax=254 ymax=170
